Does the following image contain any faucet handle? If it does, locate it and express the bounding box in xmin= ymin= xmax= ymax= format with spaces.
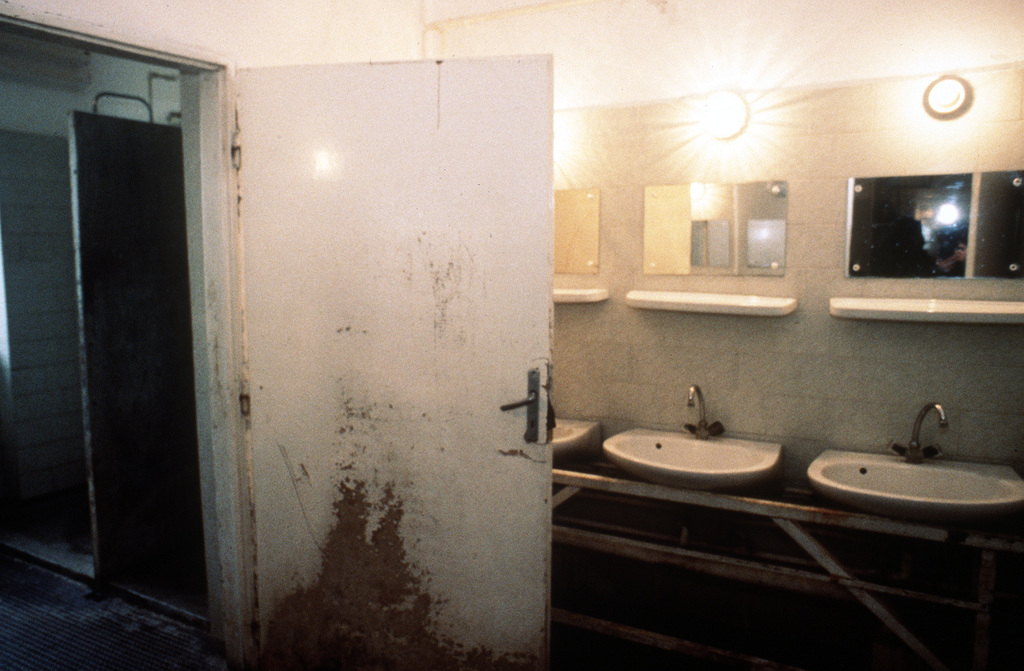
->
xmin=921 ymin=445 xmax=942 ymax=459
xmin=684 ymin=423 xmax=698 ymax=436
xmin=888 ymin=441 xmax=908 ymax=457
xmin=707 ymin=421 xmax=725 ymax=437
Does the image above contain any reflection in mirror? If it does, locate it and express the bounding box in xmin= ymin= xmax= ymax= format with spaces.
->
xmin=737 ymin=182 xmax=787 ymax=274
xmin=975 ymin=171 xmax=1024 ymax=278
xmin=644 ymin=184 xmax=691 ymax=274
xmin=555 ymin=188 xmax=600 ymax=274
xmin=848 ymin=172 xmax=1024 ymax=278
xmin=646 ymin=181 xmax=787 ymax=276
xmin=691 ymin=220 xmax=730 ymax=268
xmin=689 ymin=182 xmax=733 ymax=273
xmin=747 ymin=219 xmax=787 ymax=270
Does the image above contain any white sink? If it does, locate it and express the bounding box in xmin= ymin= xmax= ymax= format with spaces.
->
xmin=551 ymin=419 xmax=602 ymax=463
xmin=602 ymin=428 xmax=783 ymax=491
xmin=808 ymin=450 xmax=1024 ymax=523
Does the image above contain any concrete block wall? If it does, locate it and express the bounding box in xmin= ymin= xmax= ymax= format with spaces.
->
xmin=0 ymin=129 xmax=84 ymax=499
xmin=553 ymin=66 xmax=1024 ymax=485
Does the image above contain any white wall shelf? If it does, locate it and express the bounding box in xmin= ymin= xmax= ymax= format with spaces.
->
xmin=553 ymin=288 xmax=610 ymax=304
xmin=625 ymin=290 xmax=797 ymax=317
xmin=829 ymin=297 xmax=1024 ymax=324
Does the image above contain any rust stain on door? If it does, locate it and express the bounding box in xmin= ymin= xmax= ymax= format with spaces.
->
xmin=260 ymin=479 xmax=540 ymax=671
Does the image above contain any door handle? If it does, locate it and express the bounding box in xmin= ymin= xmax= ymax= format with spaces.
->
xmin=499 ymin=391 xmax=536 ymax=412
xmin=500 ymin=368 xmax=540 ymax=443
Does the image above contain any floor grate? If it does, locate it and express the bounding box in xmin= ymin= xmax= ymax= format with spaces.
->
xmin=0 ymin=553 xmax=226 ymax=671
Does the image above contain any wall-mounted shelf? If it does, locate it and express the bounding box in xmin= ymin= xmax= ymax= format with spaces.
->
xmin=553 ymin=288 xmax=610 ymax=304
xmin=829 ymin=297 xmax=1024 ymax=324
xmin=625 ymin=290 xmax=797 ymax=317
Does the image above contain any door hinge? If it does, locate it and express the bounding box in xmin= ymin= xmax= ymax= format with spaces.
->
xmin=239 ymin=378 xmax=251 ymax=418
xmin=231 ymin=106 xmax=242 ymax=171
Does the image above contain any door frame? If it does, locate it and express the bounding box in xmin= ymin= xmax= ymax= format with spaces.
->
xmin=0 ymin=11 xmax=257 ymax=667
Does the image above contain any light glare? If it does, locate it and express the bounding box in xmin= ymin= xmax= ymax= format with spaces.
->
xmin=313 ymin=149 xmax=342 ymax=180
xmin=935 ymin=203 xmax=960 ymax=225
xmin=702 ymin=91 xmax=748 ymax=140
xmin=928 ymin=79 xmax=965 ymax=113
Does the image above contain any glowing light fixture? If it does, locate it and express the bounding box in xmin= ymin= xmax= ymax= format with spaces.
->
xmin=935 ymin=203 xmax=961 ymax=225
xmin=702 ymin=91 xmax=748 ymax=140
xmin=923 ymin=75 xmax=972 ymax=120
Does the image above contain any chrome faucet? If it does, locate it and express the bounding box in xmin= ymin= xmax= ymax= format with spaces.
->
xmin=891 ymin=402 xmax=948 ymax=463
xmin=685 ymin=384 xmax=724 ymax=440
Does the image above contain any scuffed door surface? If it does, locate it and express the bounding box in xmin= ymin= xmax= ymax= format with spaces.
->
xmin=237 ymin=58 xmax=553 ymax=670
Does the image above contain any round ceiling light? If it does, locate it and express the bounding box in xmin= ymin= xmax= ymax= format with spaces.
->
xmin=702 ymin=91 xmax=748 ymax=140
xmin=923 ymin=75 xmax=973 ymax=120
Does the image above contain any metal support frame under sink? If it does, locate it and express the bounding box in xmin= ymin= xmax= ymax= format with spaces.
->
xmin=552 ymin=468 xmax=1024 ymax=671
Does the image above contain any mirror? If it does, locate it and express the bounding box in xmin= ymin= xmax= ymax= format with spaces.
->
xmin=644 ymin=184 xmax=692 ymax=274
xmin=975 ymin=171 xmax=1024 ymax=277
xmin=847 ymin=171 xmax=1024 ymax=278
xmin=644 ymin=181 xmax=788 ymax=276
xmin=554 ymin=188 xmax=600 ymax=274
xmin=689 ymin=182 xmax=732 ymax=272
xmin=746 ymin=218 xmax=787 ymax=270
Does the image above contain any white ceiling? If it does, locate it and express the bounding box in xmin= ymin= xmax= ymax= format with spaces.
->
xmin=6 ymin=0 xmax=1023 ymax=109
xmin=425 ymin=0 xmax=1024 ymax=108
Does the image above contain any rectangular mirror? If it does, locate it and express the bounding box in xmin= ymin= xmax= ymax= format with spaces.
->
xmin=975 ymin=171 xmax=1024 ymax=277
xmin=644 ymin=184 xmax=692 ymax=274
xmin=554 ymin=188 xmax=600 ymax=274
xmin=847 ymin=171 xmax=1024 ymax=278
xmin=689 ymin=182 xmax=734 ymax=274
xmin=644 ymin=181 xmax=788 ymax=276
xmin=736 ymin=182 xmax=787 ymax=275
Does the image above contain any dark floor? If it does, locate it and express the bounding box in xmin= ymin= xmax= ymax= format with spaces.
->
xmin=0 ymin=486 xmax=208 ymax=622
xmin=0 ymin=552 xmax=227 ymax=671
xmin=0 ymin=486 xmax=93 ymax=576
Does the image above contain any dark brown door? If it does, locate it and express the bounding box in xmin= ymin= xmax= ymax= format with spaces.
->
xmin=71 ymin=111 xmax=204 ymax=582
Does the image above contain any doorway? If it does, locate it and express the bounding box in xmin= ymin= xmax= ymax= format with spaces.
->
xmin=0 ymin=24 xmax=209 ymax=623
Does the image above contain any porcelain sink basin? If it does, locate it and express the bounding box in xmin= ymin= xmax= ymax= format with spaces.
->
xmin=551 ymin=419 xmax=602 ymax=464
xmin=808 ymin=450 xmax=1024 ymax=523
xmin=602 ymin=428 xmax=782 ymax=491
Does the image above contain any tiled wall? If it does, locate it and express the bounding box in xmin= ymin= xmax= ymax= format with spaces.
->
xmin=0 ymin=129 xmax=84 ymax=499
xmin=553 ymin=66 xmax=1024 ymax=484
xmin=0 ymin=41 xmax=185 ymax=500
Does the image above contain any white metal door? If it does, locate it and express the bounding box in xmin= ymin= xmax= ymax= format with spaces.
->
xmin=237 ymin=58 xmax=553 ymax=670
